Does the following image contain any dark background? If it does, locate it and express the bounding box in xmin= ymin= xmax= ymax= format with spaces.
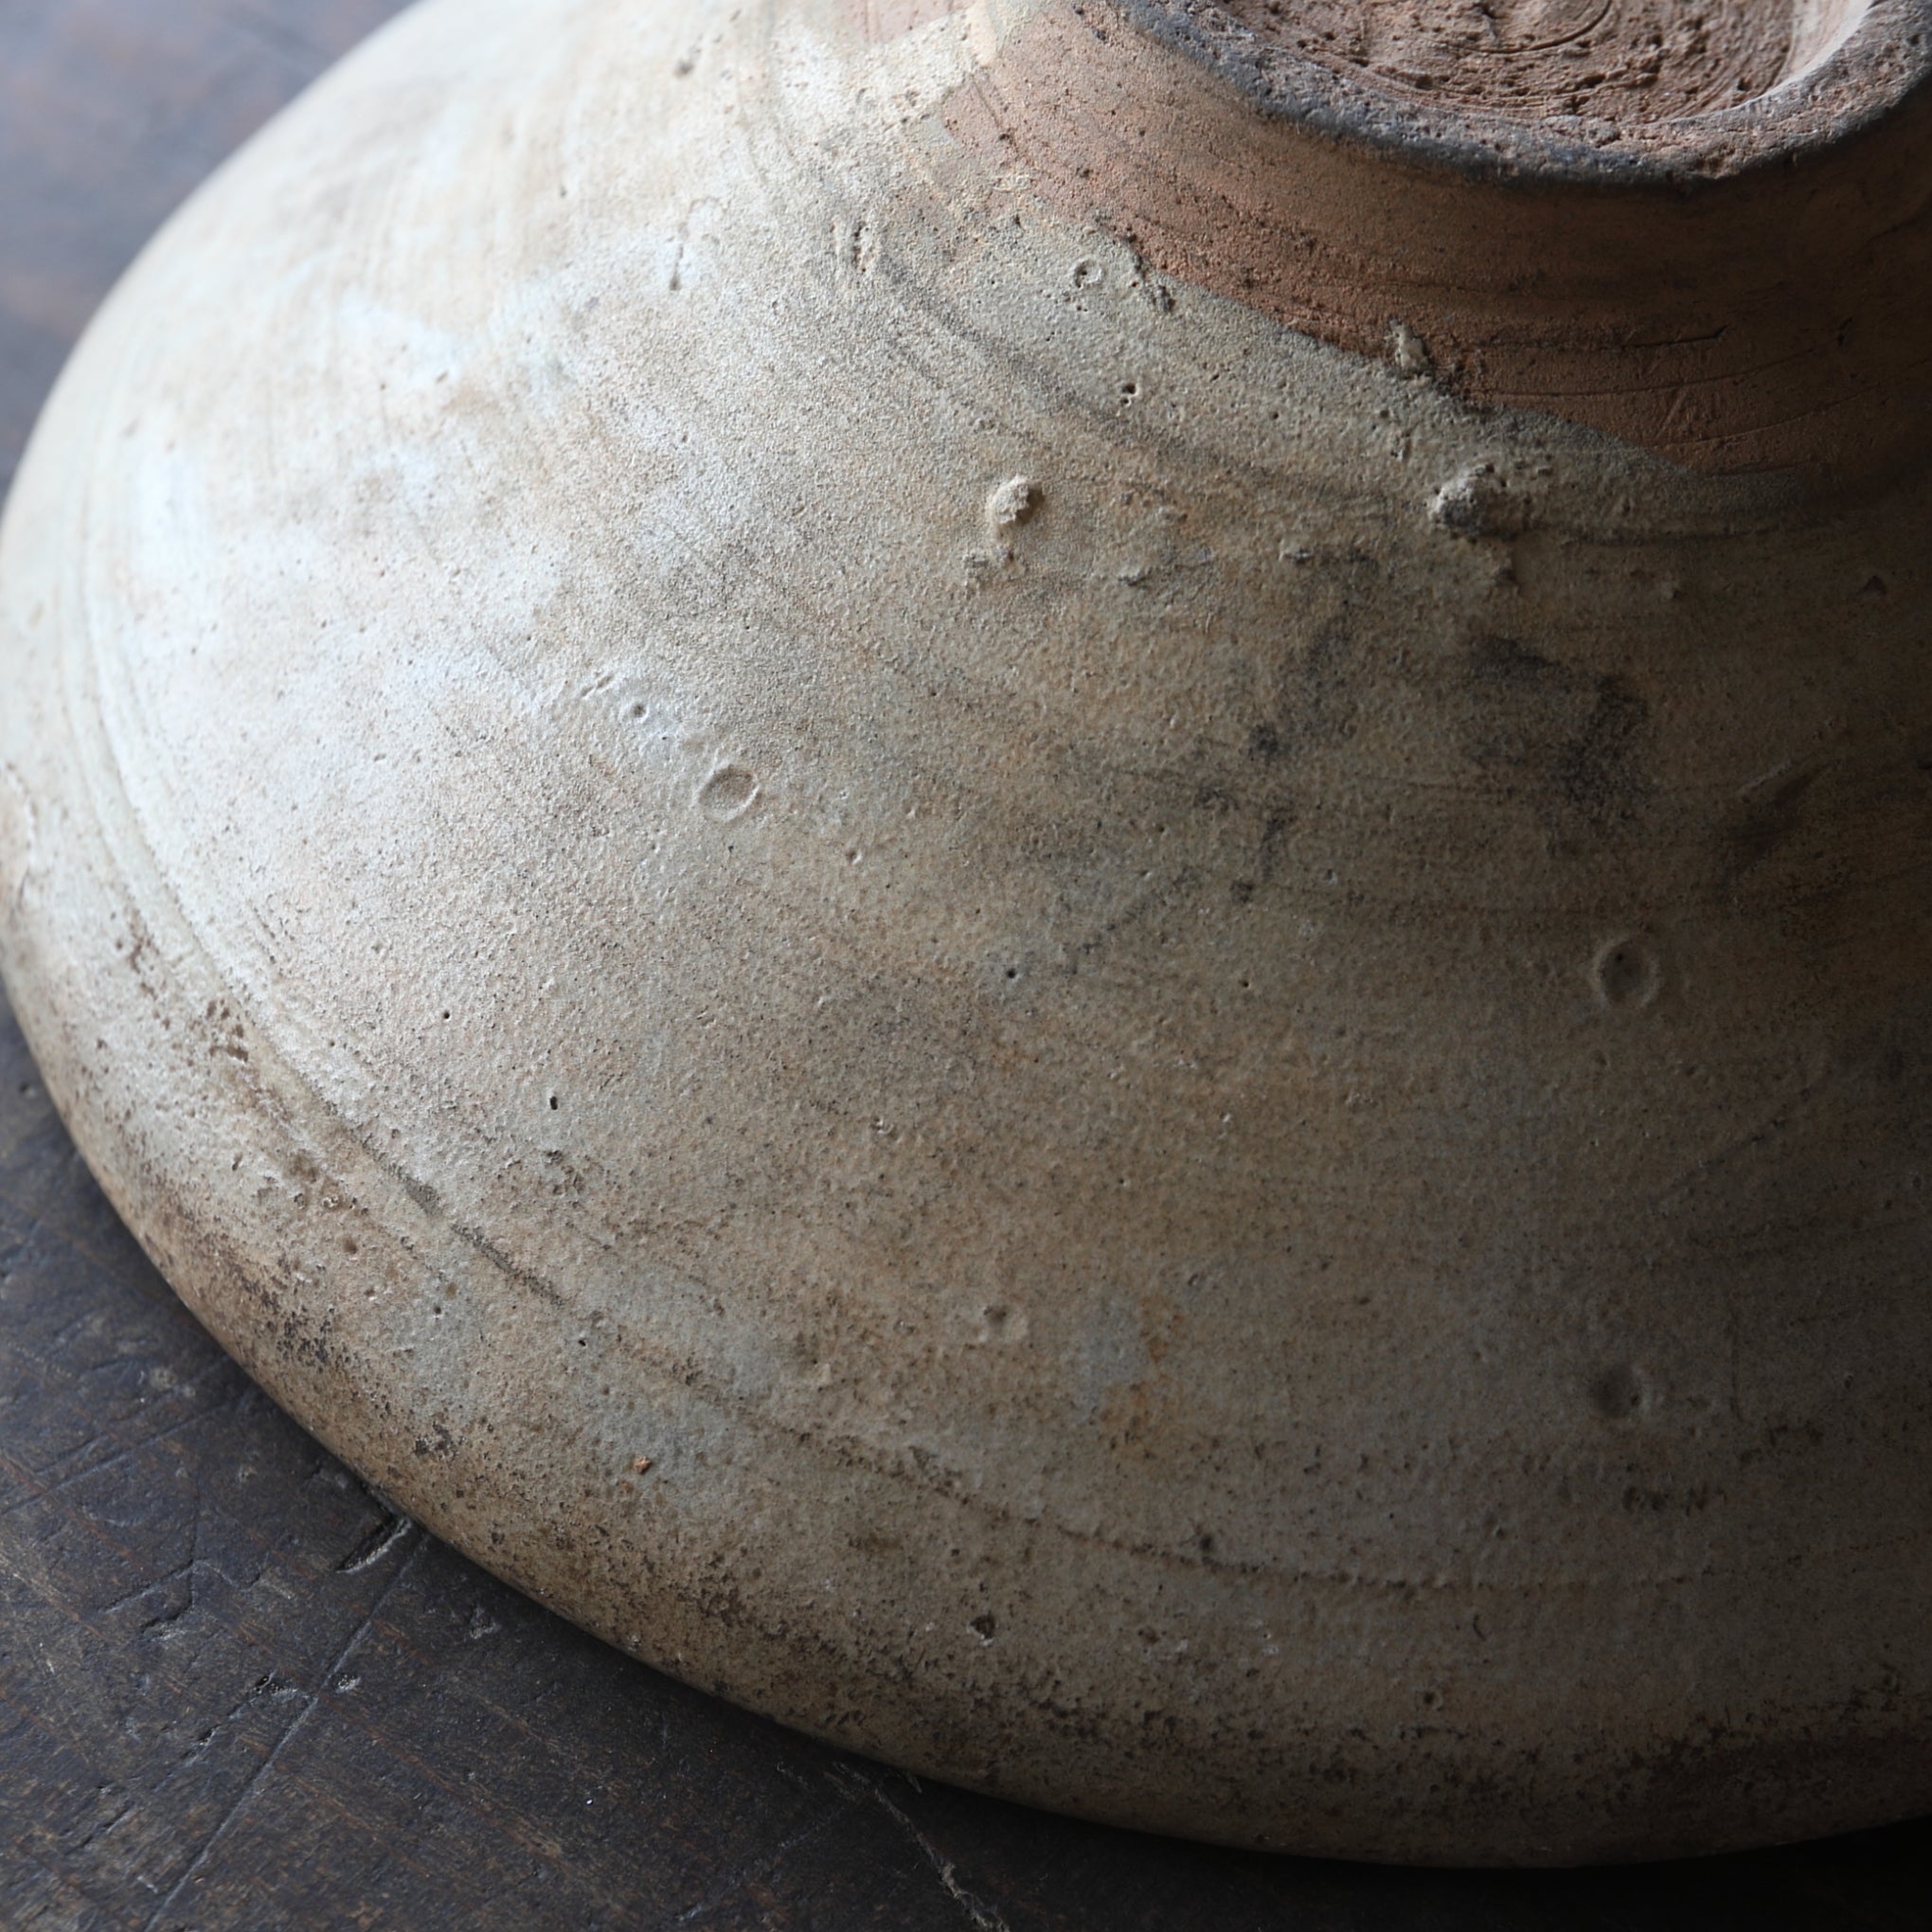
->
xmin=0 ymin=3 xmax=1926 ymax=1926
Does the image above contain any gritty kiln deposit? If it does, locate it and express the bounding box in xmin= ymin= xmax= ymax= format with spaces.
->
xmin=3 ymin=0 xmax=1931 ymax=1864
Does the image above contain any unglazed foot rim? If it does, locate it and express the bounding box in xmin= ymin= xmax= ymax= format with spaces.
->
xmin=1120 ymin=0 xmax=1928 ymax=182
xmin=956 ymin=0 xmax=1932 ymax=476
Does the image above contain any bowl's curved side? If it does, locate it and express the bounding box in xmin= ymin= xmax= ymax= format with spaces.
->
xmin=4 ymin=0 xmax=1932 ymax=1862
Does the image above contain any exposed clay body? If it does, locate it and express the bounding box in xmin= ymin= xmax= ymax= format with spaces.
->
xmin=1122 ymin=0 xmax=1915 ymax=168
xmin=1213 ymin=1 xmax=1869 ymax=123
xmin=964 ymin=0 xmax=1932 ymax=474
xmin=3 ymin=0 xmax=1932 ymax=1866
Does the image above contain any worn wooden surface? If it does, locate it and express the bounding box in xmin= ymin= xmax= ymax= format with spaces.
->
xmin=1 ymin=1 xmax=1929 ymax=1924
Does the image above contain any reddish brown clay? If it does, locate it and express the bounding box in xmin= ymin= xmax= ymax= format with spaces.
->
xmin=947 ymin=0 xmax=1932 ymax=474
xmin=1197 ymin=0 xmax=1869 ymax=126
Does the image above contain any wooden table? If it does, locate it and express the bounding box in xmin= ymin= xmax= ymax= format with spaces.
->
xmin=1 ymin=4 xmax=1927 ymax=1925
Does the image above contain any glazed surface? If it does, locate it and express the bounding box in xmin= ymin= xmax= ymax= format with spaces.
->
xmin=3 ymin=0 xmax=1931 ymax=1861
